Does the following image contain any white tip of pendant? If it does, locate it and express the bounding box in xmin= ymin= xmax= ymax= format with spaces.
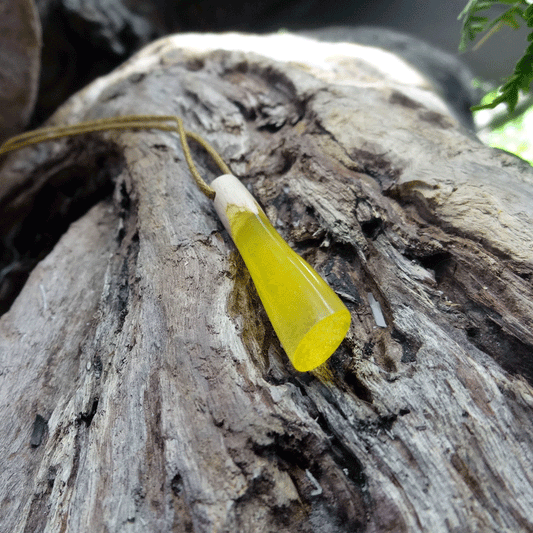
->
xmin=211 ymin=174 xmax=260 ymax=234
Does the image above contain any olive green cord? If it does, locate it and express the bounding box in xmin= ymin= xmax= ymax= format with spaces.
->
xmin=0 ymin=114 xmax=232 ymax=200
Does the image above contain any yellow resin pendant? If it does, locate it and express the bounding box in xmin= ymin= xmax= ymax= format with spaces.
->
xmin=211 ymin=175 xmax=351 ymax=372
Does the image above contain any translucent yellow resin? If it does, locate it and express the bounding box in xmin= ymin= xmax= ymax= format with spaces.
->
xmin=227 ymin=206 xmax=351 ymax=372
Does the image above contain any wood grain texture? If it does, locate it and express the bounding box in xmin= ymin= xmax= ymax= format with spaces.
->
xmin=1 ymin=32 xmax=533 ymax=533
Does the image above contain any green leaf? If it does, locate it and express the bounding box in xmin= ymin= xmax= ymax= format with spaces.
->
xmin=460 ymin=1 xmax=533 ymax=114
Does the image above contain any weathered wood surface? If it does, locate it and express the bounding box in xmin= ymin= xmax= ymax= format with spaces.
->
xmin=1 ymin=32 xmax=533 ymax=533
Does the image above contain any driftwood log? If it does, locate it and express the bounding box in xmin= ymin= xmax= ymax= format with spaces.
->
xmin=1 ymin=33 xmax=533 ymax=533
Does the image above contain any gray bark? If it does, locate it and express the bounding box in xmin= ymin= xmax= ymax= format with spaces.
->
xmin=1 ymin=32 xmax=533 ymax=533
